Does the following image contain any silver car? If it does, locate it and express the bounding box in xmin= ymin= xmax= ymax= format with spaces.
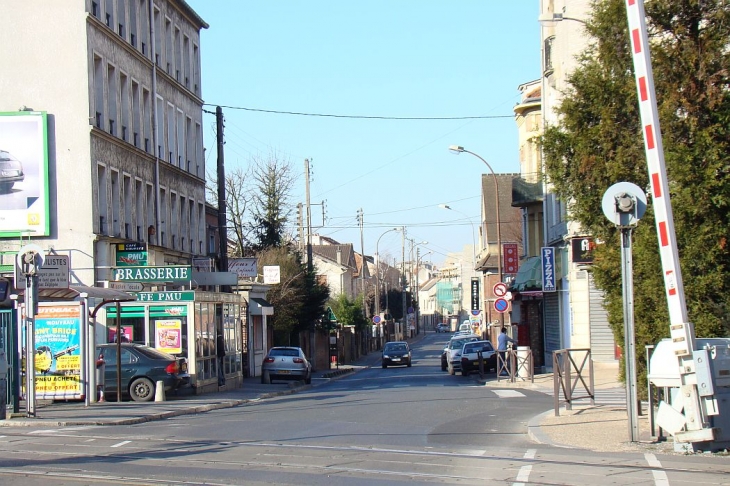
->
xmin=0 ymin=149 xmax=24 ymax=192
xmin=261 ymin=346 xmax=312 ymax=384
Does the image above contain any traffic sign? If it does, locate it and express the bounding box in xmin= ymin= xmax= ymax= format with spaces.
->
xmin=494 ymin=298 xmax=509 ymax=313
xmin=325 ymin=306 xmax=337 ymax=322
xmin=15 ymin=251 xmax=69 ymax=289
xmin=372 ymin=315 xmax=381 ymax=324
xmin=493 ymin=282 xmax=508 ymax=297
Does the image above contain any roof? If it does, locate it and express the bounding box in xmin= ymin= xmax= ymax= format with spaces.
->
xmin=311 ymin=244 xmax=356 ymax=269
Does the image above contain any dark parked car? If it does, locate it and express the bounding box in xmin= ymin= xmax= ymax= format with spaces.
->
xmin=0 ymin=149 xmax=24 ymax=192
xmin=261 ymin=347 xmax=312 ymax=384
xmin=97 ymin=343 xmax=189 ymax=402
xmin=382 ymin=341 xmax=412 ymax=368
xmin=460 ymin=340 xmax=497 ymax=376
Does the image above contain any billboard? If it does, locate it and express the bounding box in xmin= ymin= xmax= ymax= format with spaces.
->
xmin=0 ymin=112 xmax=50 ymax=237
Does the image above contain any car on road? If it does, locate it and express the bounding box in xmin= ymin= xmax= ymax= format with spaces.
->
xmin=0 ymin=149 xmax=24 ymax=192
xmin=97 ymin=343 xmax=189 ymax=402
xmin=382 ymin=341 xmax=412 ymax=368
xmin=442 ymin=334 xmax=480 ymax=372
xmin=435 ymin=323 xmax=449 ymax=333
xmin=460 ymin=340 xmax=497 ymax=376
xmin=261 ymin=346 xmax=312 ymax=384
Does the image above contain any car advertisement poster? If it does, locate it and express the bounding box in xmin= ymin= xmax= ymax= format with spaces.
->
xmin=22 ymin=304 xmax=83 ymax=400
xmin=155 ymin=319 xmax=182 ymax=354
xmin=0 ymin=112 xmax=50 ymax=237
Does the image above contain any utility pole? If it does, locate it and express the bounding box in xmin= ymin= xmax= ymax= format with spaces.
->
xmin=304 ymin=159 xmax=315 ymax=364
xmin=357 ymin=209 xmax=367 ymax=317
xmin=401 ymin=227 xmax=406 ymax=339
xmin=215 ymin=106 xmax=229 ymax=292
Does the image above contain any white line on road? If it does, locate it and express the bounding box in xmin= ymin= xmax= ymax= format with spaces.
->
xmin=110 ymin=440 xmax=131 ymax=448
xmin=493 ymin=390 xmax=526 ymax=398
xmin=645 ymin=453 xmax=669 ymax=486
xmin=513 ymin=448 xmax=536 ymax=485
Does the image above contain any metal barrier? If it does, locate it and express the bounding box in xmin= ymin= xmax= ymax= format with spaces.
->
xmin=496 ymin=346 xmax=534 ymax=383
xmin=553 ymin=348 xmax=595 ymax=416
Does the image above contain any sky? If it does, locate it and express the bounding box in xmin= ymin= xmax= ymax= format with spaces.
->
xmin=187 ymin=1 xmax=541 ymax=267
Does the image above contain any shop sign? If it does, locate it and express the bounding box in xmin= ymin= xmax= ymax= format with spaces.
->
xmin=136 ymin=291 xmax=195 ymax=302
xmin=542 ymin=247 xmax=556 ymax=292
xmin=503 ymin=243 xmax=519 ymax=273
xmin=470 ymin=277 xmax=480 ymax=311
xmin=112 ymin=265 xmax=191 ymax=282
xmin=116 ymin=242 xmax=147 ymax=266
xmin=571 ymin=237 xmax=596 ymax=264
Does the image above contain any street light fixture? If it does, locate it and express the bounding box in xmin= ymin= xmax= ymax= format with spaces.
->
xmin=538 ymin=12 xmax=587 ymax=27
xmin=438 ymin=204 xmax=476 ymax=271
xmin=449 ymin=145 xmax=503 ymax=286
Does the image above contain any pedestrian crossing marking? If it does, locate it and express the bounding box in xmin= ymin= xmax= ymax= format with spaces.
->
xmin=493 ymin=390 xmax=525 ymax=398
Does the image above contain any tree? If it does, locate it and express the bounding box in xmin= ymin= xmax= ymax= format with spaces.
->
xmin=329 ymin=293 xmax=369 ymax=331
xmin=541 ymin=0 xmax=730 ymax=390
xmin=251 ymin=152 xmax=296 ymax=250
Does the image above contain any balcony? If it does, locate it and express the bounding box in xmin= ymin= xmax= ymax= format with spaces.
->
xmin=512 ymin=173 xmax=544 ymax=207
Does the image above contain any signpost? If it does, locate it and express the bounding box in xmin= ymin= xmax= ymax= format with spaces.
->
xmin=106 ymin=281 xmax=144 ymax=292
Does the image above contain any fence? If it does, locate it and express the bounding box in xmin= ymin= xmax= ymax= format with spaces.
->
xmin=553 ymin=348 xmax=595 ymax=416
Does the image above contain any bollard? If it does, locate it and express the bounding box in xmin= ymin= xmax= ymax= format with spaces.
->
xmin=154 ymin=381 xmax=166 ymax=402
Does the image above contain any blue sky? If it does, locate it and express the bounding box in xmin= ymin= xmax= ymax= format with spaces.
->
xmin=188 ymin=1 xmax=540 ymax=266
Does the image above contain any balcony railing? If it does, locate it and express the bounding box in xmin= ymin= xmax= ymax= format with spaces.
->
xmin=512 ymin=173 xmax=544 ymax=207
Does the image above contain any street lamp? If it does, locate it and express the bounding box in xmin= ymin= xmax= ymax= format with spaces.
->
xmin=438 ymin=204 xmax=476 ymax=271
xmin=538 ymin=12 xmax=587 ymax=27
xmin=449 ymin=145 xmax=503 ymax=286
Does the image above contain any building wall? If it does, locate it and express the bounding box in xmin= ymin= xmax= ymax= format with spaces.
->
xmin=0 ymin=1 xmax=208 ymax=288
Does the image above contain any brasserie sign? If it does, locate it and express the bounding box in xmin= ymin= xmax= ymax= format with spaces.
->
xmin=113 ymin=265 xmax=191 ymax=282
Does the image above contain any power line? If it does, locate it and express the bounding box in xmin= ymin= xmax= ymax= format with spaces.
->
xmin=202 ymin=104 xmax=513 ymax=121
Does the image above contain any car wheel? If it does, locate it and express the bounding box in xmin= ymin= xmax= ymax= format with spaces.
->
xmin=407 ymin=361 xmax=412 ymax=368
xmin=305 ymin=372 xmax=312 ymax=385
xmin=462 ymin=368 xmax=468 ymax=377
xmin=382 ymin=363 xmax=387 ymax=369
xmin=262 ymin=371 xmax=271 ymax=384
xmin=441 ymin=361 xmax=447 ymax=371
xmin=129 ymin=377 xmax=155 ymax=402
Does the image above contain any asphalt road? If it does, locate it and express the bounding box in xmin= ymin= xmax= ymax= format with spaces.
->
xmin=0 ymin=333 xmax=727 ymax=485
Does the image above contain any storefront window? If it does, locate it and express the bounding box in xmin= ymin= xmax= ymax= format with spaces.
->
xmin=106 ymin=306 xmax=145 ymax=343
xmin=148 ymin=305 xmax=187 ymax=358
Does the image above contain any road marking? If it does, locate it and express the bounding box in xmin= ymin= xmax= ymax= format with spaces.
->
xmin=493 ymin=390 xmax=525 ymax=398
xmin=110 ymin=440 xmax=131 ymax=448
xmin=513 ymin=449 xmax=536 ymax=485
xmin=644 ymin=453 xmax=669 ymax=485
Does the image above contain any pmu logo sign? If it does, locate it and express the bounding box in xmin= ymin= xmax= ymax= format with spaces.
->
xmin=541 ymin=247 xmax=556 ymax=292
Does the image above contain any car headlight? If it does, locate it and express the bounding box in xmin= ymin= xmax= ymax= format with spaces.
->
xmin=383 ymin=354 xmax=390 ymax=359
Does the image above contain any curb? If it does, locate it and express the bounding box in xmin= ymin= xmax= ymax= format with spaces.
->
xmin=527 ymin=409 xmax=575 ymax=449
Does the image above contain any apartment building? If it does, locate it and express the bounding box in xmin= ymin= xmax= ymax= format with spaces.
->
xmin=0 ymin=0 xmax=209 ymax=287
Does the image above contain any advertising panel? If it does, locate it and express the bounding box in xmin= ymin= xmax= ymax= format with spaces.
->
xmin=155 ymin=319 xmax=182 ymax=354
xmin=541 ymin=247 xmax=557 ymax=292
xmin=115 ymin=242 xmax=148 ymax=266
xmin=23 ymin=304 xmax=83 ymax=399
xmin=503 ymin=243 xmax=519 ymax=274
xmin=0 ymin=112 xmax=50 ymax=237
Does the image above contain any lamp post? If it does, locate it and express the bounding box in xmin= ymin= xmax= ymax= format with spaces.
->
xmin=538 ymin=12 xmax=587 ymax=27
xmin=449 ymin=146 xmax=502 ymax=286
xmin=438 ymin=204 xmax=476 ymax=271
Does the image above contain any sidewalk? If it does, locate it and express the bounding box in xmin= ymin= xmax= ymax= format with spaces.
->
xmin=0 ymin=343 xmax=674 ymax=454
xmin=480 ymin=361 xmax=675 ymax=454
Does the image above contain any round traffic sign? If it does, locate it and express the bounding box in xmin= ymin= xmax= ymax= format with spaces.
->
xmin=372 ymin=315 xmax=381 ymax=324
xmin=494 ymin=298 xmax=509 ymax=313
xmin=493 ymin=282 xmax=508 ymax=297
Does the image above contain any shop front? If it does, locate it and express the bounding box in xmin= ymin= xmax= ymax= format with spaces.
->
xmin=104 ymin=291 xmax=243 ymax=394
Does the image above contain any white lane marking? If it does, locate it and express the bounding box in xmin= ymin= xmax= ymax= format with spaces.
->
xmin=110 ymin=440 xmax=131 ymax=448
xmin=513 ymin=448 xmax=536 ymax=485
xmin=493 ymin=390 xmax=525 ymax=398
xmin=645 ymin=453 xmax=669 ymax=485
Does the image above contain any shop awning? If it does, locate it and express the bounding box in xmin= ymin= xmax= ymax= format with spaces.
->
xmin=12 ymin=285 xmax=136 ymax=302
xmin=509 ymin=256 xmax=542 ymax=292
xmin=249 ymin=297 xmax=273 ymax=316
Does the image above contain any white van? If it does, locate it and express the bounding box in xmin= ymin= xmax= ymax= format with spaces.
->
xmin=458 ymin=321 xmax=472 ymax=333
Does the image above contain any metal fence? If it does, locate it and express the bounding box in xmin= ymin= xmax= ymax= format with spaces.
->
xmin=553 ymin=348 xmax=595 ymax=416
